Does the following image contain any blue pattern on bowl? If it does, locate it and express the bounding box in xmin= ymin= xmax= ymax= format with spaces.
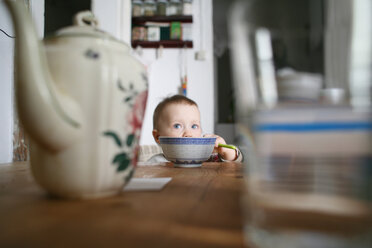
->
xmin=159 ymin=137 xmax=216 ymax=145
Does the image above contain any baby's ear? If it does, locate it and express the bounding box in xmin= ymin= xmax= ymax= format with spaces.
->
xmin=152 ymin=129 xmax=160 ymax=144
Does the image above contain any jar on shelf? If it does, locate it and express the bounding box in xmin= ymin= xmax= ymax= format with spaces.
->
xmin=156 ymin=0 xmax=168 ymax=16
xmin=182 ymin=0 xmax=192 ymax=15
xmin=132 ymin=0 xmax=143 ymax=17
xmin=132 ymin=26 xmax=147 ymax=41
xmin=167 ymin=0 xmax=182 ymax=16
xmin=143 ymin=0 xmax=156 ymax=16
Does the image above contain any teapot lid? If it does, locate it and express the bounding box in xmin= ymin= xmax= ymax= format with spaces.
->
xmin=52 ymin=11 xmax=125 ymax=45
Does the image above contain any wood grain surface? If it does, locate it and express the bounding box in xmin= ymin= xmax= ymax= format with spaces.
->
xmin=0 ymin=161 xmax=245 ymax=248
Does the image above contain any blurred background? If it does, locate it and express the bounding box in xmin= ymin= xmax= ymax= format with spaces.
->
xmin=1 ymin=0 xmax=218 ymax=163
xmin=0 ymin=0 xmax=370 ymax=161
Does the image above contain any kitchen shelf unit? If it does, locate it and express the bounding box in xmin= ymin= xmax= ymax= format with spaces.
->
xmin=131 ymin=15 xmax=193 ymax=49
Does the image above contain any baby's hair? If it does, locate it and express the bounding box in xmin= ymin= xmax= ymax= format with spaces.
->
xmin=153 ymin=95 xmax=198 ymax=129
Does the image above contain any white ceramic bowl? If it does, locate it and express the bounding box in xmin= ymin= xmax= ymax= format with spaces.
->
xmin=276 ymin=68 xmax=323 ymax=102
xmin=320 ymin=88 xmax=346 ymax=105
xmin=158 ymin=137 xmax=216 ymax=167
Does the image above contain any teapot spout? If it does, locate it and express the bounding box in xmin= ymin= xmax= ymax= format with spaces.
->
xmin=6 ymin=0 xmax=83 ymax=151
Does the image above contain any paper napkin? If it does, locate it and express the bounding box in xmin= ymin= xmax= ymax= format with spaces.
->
xmin=123 ymin=177 xmax=172 ymax=191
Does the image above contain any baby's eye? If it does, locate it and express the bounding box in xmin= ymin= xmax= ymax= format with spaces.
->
xmin=173 ymin=123 xmax=182 ymax=129
xmin=191 ymin=124 xmax=199 ymax=129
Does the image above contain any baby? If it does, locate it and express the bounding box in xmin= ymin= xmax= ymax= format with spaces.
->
xmin=149 ymin=94 xmax=243 ymax=163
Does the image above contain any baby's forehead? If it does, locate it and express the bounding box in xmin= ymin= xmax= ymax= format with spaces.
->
xmin=155 ymin=102 xmax=201 ymax=129
xmin=163 ymin=102 xmax=198 ymax=111
xmin=160 ymin=102 xmax=200 ymax=118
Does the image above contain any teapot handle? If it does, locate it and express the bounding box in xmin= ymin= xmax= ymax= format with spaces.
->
xmin=73 ymin=11 xmax=99 ymax=27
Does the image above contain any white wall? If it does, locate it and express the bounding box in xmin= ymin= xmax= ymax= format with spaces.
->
xmin=93 ymin=0 xmax=215 ymax=146
xmin=92 ymin=0 xmax=132 ymax=44
xmin=0 ymin=1 xmax=14 ymax=164
xmin=0 ymin=0 xmax=44 ymax=164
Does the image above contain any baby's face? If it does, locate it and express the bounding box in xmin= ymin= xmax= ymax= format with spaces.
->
xmin=156 ymin=103 xmax=202 ymax=139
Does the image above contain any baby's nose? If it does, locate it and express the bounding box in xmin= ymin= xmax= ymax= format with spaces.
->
xmin=182 ymin=129 xmax=193 ymax=137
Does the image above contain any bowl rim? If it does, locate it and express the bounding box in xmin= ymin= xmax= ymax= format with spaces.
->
xmin=158 ymin=136 xmax=216 ymax=145
xmin=159 ymin=136 xmax=216 ymax=139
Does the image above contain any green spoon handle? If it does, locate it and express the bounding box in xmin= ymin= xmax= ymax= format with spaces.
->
xmin=218 ymin=143 xmax=237 ymax=150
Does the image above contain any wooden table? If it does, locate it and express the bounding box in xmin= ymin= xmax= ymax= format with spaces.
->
xmin=0 ymin=161 xmax=246 ymax=248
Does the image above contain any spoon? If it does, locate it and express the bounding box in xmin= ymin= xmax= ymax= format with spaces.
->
xmin=218 ymin=143 xmax=237 ymax=150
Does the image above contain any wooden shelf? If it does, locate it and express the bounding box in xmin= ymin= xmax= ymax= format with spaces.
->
xmin=132 ymin=15 xmax=193 ymax=25
xmin=131 ymin=15 xmax=193 ymax=49
xmin=132 ymin=40 xmax=193 ymax=48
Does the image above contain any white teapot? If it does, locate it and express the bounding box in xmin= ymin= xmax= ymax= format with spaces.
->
xmin=6 ymin=1 xmax=148 ymax=199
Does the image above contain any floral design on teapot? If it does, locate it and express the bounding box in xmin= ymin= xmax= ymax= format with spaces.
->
xmin=85 ymin=49 xmax=100 ymax=59
xmin=103 ymin=76 xmax=148 ymax=183
xmin=103 ymin=130 xmax=135 ymax=173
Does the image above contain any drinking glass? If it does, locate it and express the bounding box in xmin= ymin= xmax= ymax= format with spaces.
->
xmin=228 ymin=1 xmax=372 ymax=247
